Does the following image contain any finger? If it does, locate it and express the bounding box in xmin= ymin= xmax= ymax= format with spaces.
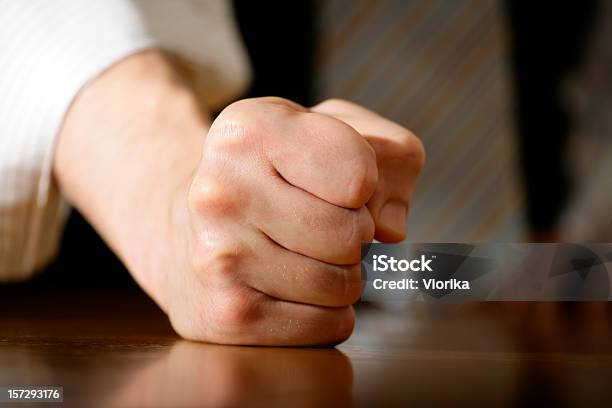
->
xmin=189 ymin=173 xmax=366 ymax=306
xmin=190 ymin=154 xmax=375 ymax=265
xmin=239 ymin=294 xmax=357 ymax=346
xmin=210 ymin=97 xmax=379 ymax=209
xmin=190 ymin=183 xmax=366 ymax=305
xmin=235 ymin=225 xmax=363 ymax=307
xmin=311 ymin=99 xmax=425 ymax=242
xmin=181 ymin=285 xmax=357 ymax=346
xmin=256 ymin=174 xmax=375 ymax=264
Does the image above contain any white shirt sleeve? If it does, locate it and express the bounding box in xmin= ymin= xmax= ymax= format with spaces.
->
xmin=0 ymin=0 xmax=250 ymax=281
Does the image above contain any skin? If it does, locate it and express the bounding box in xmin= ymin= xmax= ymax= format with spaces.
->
xmin=54 ymin=50 xmax=425 ymax=346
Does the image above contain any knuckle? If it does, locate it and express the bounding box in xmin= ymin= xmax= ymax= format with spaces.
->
xmin=345 ymin=212 xmax=365 ymax=252
xmin=209 ymin=289 xmax=262 ymax=334
xmin=255 ymin=96 xmax=307 ymax=112
xmin=208 ymin=100 xmax=263 ymax=152
xmin=358 ymin=206 xmax=376 ymax=243
xmin=209 ymin=97 xmax=302 ymax=152
xmin=333 ymin=208 xmax=374 ymax=263
xmin=218 ymin=98 xmax=263 ymax=119
xmin=306 ymin=263 xmax=360 ymax=306
xmin=196 ymin=243 xmax=246 ymax=283
xmin=346 ymin=146 xmax=378 ymax=207
xmin=341 ymin=264 xmax=363 ymax=305
xmin=189 ymin=178 xmax=238 ymax=217
xmin=177 ymin=246 xmax=256 ymax=342
xmin=208 ymin=119 xmax=253 ymax=153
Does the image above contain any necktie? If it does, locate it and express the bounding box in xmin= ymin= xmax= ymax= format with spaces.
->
xmin=315 ymin=0 xmax=524 ymax=242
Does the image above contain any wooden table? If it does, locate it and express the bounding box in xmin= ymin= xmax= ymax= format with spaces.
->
xmin=1 ymin=287 xmax=611 ymax=407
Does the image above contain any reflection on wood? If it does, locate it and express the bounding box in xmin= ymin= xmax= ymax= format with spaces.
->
xmin=0 ymin=288 xmax=611 ymax=407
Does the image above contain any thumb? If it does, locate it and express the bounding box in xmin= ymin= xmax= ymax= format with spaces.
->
xmin=311 ymin=99 xmax=425 ymax=242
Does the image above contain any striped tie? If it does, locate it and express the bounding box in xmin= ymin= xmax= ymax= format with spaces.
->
xmin=315 ymin=0 xmax=524 ymax=242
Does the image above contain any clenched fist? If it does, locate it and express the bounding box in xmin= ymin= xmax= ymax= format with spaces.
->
xmin=168 ymin=97 xmax=424 ymax=345
xmin=54 ymin=52 xmax=424 ymax=346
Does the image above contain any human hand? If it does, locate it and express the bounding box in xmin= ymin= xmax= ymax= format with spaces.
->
xmin=54 ymin=52 xmax=424 ymax=346
xmin=169 ymin=97 xmax=425 ymax=345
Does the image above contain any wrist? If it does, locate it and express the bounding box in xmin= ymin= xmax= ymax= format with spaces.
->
xmin=54 ymin=51 xmax=210 ymax=310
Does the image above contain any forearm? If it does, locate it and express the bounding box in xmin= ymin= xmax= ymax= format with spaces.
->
xmin=53 ymin=51 xmax=210 ymax=309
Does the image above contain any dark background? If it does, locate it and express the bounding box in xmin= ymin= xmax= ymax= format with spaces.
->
xmin=6 ymin=0 xmax=602 ymax=290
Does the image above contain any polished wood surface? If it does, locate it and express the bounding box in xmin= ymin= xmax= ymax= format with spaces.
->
xmin=1 ymin=288 xmax=612 ymax=407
